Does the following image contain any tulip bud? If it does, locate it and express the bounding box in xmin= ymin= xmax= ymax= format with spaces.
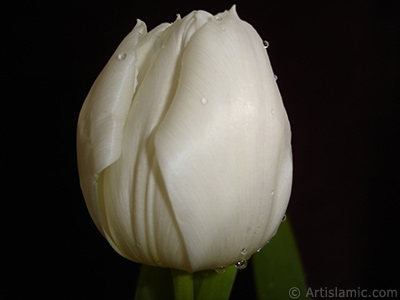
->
xmin=77 ymin=5 xmax=292 ymax=273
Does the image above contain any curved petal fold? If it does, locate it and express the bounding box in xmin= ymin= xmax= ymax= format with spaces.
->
xmin=92 ymin=10 xmax=214 ymax=269
xmin=155 ymin=7 xmax=292 ymax=271
xmin=77 ymin=20 xmax=147 ymax=232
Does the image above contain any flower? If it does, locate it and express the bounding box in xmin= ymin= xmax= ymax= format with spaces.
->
xmin=77 ymin=5 xmax=292 ymax=273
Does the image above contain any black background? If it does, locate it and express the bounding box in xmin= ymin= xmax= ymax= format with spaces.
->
xmin=9 ymin=0 xmax=399 ymax=299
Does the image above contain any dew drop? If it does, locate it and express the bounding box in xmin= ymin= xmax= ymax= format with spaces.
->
xmin=215 ymin=266 xmax=226 ymax=274
xmin=257 ymin=247 xmax=263 ymax=253
xmin=215 ymin=16 xmax=222 ymax=21
xmin=240 ymin=248 xmax=248 ymax=255
xmin=263 ymin=40 xmax=269 ymax=49
xmin=271 ymin=109 xmax=276 ymax=115
xmin=201 ymin=97 xmax=208 ymax=104
xmin=118 ymin=53 xmax=127 ymax=60
xmin=271 ymin=190 xmax=275 ymax=196
xmin=282 ymin=214 xmax=287 ymax=222
xmin=221 ymin=26 xmax=226 ymax=32
xmin=274 ymin=74 xmax=278 ymax=81
xmin=235 ymin=260 xmax=248 ymax=270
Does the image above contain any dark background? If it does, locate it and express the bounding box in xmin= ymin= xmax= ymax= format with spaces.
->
xmin=9 ymin=0 xmax=399 ymax=299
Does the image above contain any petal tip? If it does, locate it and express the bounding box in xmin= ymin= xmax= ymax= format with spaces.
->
xmin=221 ymin=4 xmax=240 ymax=21
xmin=134 ymin=19 xmax=147 ymax=34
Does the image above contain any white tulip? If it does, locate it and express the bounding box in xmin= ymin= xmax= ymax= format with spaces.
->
xmin=77 ymin=5 xmax=292 ymax=273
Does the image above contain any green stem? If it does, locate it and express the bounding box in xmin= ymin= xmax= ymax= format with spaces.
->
xmin=171 ymin=269 xmax=194 ymax=300
xmin=134 ymin=265 xmax=173 ymax=300
xmin=194 ymin=266 xmax=237 ymax=300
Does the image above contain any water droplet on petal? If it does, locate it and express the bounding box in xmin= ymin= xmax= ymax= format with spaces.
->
xmin=201 ymin=97 xmax=208 ymax=104
xmin=257 ymin=247 xmax=263 ymax=253
xmin=274 ymin=74 xmax=278 ymax=81
xmin=271 ymin=190 xmax=275 ymax=196
xmin=271 ymin=109 xmax=276 ymax=115
xmin=118 ymin=53 xmax=127 ymax=60
xmin=221 ymin=26 xmax=226 ymax=31
xmin=215 ymin=16 xmax=222 ymax=21
xmin=240 ymin=248 xmax=248 ymax=255
xmin=215 ymin=266 xmax=226 ymax=274
xmin=282 ymin=214 xmax=287 ymax=222
xmin=235 ymin=260 xmax=248 ymax=270
xmin=263 ymin=40 xmax=269 ymax=49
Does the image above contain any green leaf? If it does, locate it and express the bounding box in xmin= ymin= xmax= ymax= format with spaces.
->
xmin=194 ymin=266 xmax=237 ymax=300
xmin=252 ymin=218 xmax=310 ymax=300
xmin=134 ymin=264 xmax=173 ymax=300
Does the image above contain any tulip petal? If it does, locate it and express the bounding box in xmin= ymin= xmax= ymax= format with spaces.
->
xmin=94 ymin=11 xmax=213 ymax=268
xmin=77 ymin=20 xmax=147 ymax=236
xmin=77 ymin=19 xmax=171 ymax=245
xmin=155 ymin=7 xmax=292 ymax=271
